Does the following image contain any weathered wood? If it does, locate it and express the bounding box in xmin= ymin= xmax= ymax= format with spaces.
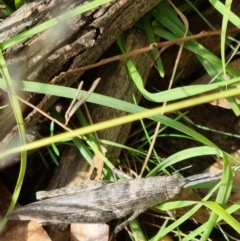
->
xmin=43 ymin=27 xmax=155 ymax=241
xmin=1 ymin=1 xmax=159 ymax=238
xmin=0 ymin=0 xmax=162 ymax=163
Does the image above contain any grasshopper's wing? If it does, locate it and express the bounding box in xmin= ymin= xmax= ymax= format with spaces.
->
xmin=8 ymin=201 xmax=117 ymax=224
xmin=8 ymin=182 xmax=119 ymax=224
xmin=36 ymin=180 xmax=110 ymax=200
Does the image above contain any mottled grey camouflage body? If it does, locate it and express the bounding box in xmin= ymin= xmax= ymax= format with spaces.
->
xmin=8 ymin=171 xmax=222 ymax=234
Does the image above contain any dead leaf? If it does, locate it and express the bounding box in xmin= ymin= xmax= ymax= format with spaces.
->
xmin=87 ymin=145 xmax=107 ymax=180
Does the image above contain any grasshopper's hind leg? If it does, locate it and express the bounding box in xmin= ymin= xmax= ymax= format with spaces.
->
xmin=114 ymin=208 xmax=147 ymax=237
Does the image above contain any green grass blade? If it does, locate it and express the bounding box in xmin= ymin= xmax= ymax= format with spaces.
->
xmin=0 ymin=49 xmax=27 ymax=230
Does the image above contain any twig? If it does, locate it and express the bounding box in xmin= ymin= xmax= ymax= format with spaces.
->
xmin=51 ymin=28 xmax=240 ymax=82
xmin=64 ymin=78 xmax=101 ymax=125
xmin=65 ymin=81 xmax=83 ymax=125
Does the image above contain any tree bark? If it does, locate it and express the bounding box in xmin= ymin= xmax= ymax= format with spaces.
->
xmin=44 ymin=27 xmax=155 ymax=241
xmin=0 ymin=1 xmax=160 ymax=239
xmin=0 ymin=0 xmax=162 ymax=164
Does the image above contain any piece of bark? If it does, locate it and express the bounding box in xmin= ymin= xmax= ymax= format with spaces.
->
xmin=0 ymin=0 xmax=163 ymax=166
xmin=42 ymin=27 xmax=155 ymax=241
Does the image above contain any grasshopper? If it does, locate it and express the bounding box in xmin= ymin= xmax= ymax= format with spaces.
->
xmin=8 ymin=169 xmax=223 ymax=235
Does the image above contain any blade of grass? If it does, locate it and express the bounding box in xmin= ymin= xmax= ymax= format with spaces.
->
xmin=147 ymin=146 xmax=223 ymax=177
xmin=151 ymin=181 xmax=221 ymax=241
xmin=200 ymin=154 xmax=233 ymax=241
xmin=210 ymin=0 xmax=240 ymax=27
xmin=141 ymin=15 xmax=164 ymax=77
xmin=117 ymin=46 xmax=240 ymax=103
xmin=14 ymin=0 xmax=23 ymax=9
xmin=152 ymin=0 xmax=240 ymax=114
xmin=0 ymin=49 xmax=27 ymax=230
xmin=1 ymin=87 xmax=240 ymax=161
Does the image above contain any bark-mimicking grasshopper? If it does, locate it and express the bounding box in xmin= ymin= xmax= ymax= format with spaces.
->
xmin=8 ymin=170 xmax=223 ymax=235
